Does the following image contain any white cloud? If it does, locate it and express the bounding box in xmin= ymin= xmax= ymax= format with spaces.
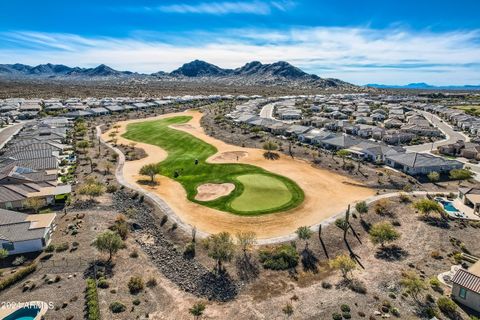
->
xmin=1 ymin=26 xmax=480 ymax=85
xmin=140 ymin=1 xmax=295 ymax=15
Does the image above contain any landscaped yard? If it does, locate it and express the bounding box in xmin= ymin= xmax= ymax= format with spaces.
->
xmin=122 ymin=116 xmax=304 ymax=215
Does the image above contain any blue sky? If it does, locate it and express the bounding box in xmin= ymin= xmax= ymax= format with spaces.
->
xmin=0 ymin=0 xmax=480 ymax=85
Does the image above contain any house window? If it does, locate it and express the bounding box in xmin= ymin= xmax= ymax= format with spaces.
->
xmin=459 ymin=287 xmax=467 ymax=299
xmin=2 ymin=242 xmax=14 ymax=251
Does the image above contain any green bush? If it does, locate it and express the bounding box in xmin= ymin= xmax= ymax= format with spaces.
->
xmin=85 ymin=278 xmax=100 ymax=320
xmin=259 ymin=243 xmax=299 ymax=270
xmin=437 ymin=297 xmax=457 ymax=316
xmin=128 ymin=276 xmax=144 ymax=294
xmin=449 ymin=169 xmax=473 ymax=180
xmin=332 ymin=313 xmax=342 ymax=320
xmin=109 ymin=301 xmax=126 ymax=313
xmin=97 ymin=277 xmax=109 ymax=289
xmin=45 ymin=244 xmax=55 ymax=252
xmin=355 ymin=201 xmax=368 ymax=214
xmin=55 ymin=242 xmax=69 ymax=252
xmin=0 ymin=264 xmax=37 ymax=291
xmin=340 ymin=304 xmax=351 ymax=312
xmin=106 ymin=184 xmax=118 ymax=193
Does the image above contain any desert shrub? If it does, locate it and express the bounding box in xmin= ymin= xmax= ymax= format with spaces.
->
xmin=0 ymin=264 xmax=37 ymax=291
xmin=374 ymin=199 xmax=390 ymax=215
xmin=129 ymin=250 xmax=139 ymax=258
xmin=349 ymin=279 xmax=367 ymax=294
xmin=431 ymin=251 xmax=442 ymax=259
xmin=342 ymin=312 xmax=352 ymax=319
xmin=184 ymin=242 xmax=195 ymax=257
xmin=429 ymin=277 xmax=441 ymax=288
xmin=106 ymin=184 xmax=118 ymax=193
xmin=97 ymin=277 xmax=109 ymax=289
xmin=391 ymin=307 xmax=400 ymax=317
xmin=399 ymin=193 xmax=411 ymax=203
xmin=258 ymin=243 xmax=299 ymax=270
xmin=109 ymin=301 xmax=126 ymax=313
xmin=322 ymin=281 xmax=332 ymax=289
xmin=132 ymin=298 xmax=141 ymax=306
xmin=85 ymin=278 xmax=100 ymax=320
xmin=341 ymin=304 xmax=351 ymax=312
xmin=12 ymin=256 xmax=26 ymax=266
xmin=355 ymin=201 xmax=368 ymax=214
xmin=449 ymin=169 xmax=473 ymax=180
xmin=146 ymin=277 xmax=157 ymax=288
xmin=437 ymin=297 xmax=457 ymax=317
xmin=332 ymin=313 xmax=342 ymax=320
xmin=160 ymin=215 xmax=168 ymax=226
xmin=128 ymin=276 xmax=144 ymax=294
xmin=55 ymin=242 xmax=69 ymax=252
xmin=45 ymin=244 xmax=55 ymax=252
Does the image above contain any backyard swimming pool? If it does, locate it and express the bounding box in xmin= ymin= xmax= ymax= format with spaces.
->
xmin=1 ymin=306 xmax=40 ymax=320
xmin=435 ymin=197 xmax=459 ymax=212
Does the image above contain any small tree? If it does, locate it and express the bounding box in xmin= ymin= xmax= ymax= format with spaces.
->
xmin=296 ymin=226 xmax=313 ymax=250
xmin=92 ymin=230 xmax=124 ymax=262
xmin=189 ymin=302 xmax=206 ymax=320
xmin=139 ymin=163 xmax=160 ymax=183
xmin=413 ymin=199 xmax=444 ymax=217
xmin=427 ymin=172 xmax=440 ymax=183
xmin=329 ymin=253 xmax=356 ymax=280
xmin=24 ymin=197 xmax=45 ymax=214
xmin=336 ymin=149 xmax=351 ymax=169
xmin=263 ymin=141 xmax=278 ymax=158
xmin=236 ymin=231 xmax=257 ymax=257
xmin=369 ymin=221 xmax=400 ymax=247
xmin=400 ymin=271 xmax=426 ymax=302
xmin=203 ymin=232 xmax=235 ymax=273
xmin=76 ymin=140 xmax=89 ymax=153
xmin=355 ymin=201 xmax=368 ymax=214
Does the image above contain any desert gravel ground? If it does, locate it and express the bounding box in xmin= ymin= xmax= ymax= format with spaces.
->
xmin=102 ymin=110 xmax=374 ymax=239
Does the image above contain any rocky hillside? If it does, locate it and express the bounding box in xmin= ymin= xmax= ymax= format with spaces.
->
xmin=0 ymin=60 xmax=355 ymax=89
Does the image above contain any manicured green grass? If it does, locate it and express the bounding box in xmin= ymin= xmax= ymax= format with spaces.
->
xmin=122 ymin=116 xmax=304 ymax=215
xmin=230 ymin=174 xmax=293 ymax=212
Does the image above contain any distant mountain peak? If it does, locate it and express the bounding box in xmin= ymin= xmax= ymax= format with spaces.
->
xmin=0 ymin=60 xmax=355 ymax=89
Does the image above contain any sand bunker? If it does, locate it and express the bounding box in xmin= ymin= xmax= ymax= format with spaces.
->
xmin=195 ymin=183 xmax=235 ymax=201
xmin=103 ymin=110 xmax=375 ymax=239
xmin=210 ymin=151 xmax=248 ymax=163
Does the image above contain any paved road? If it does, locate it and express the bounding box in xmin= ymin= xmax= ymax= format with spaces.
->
xmin=404 ymin=110 xmax=480 ymax=180
xmin=0 ymin=122 xmax=25 ymax=150
xmin=259 ymin=102 xmax=275 ymax=119
xmin=405 ymin=110 xmax=469 ymax=153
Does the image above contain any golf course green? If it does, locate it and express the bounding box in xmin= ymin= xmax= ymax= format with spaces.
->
xmin=122 ymin=116 xmax=304 ymax=215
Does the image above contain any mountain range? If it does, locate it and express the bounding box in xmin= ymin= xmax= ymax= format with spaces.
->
xmin=0 ymin=60 xmax=353 ymax=89
xmin=366 ymin=82 xmax=480 ymax=90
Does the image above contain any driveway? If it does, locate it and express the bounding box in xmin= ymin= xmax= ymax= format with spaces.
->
xmin=259 ymin=102 xmax=275 ymax=119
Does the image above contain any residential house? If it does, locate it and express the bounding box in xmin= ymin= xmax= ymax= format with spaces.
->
xmin=385 ymin=152 xmax=463 ymax=175
xmin=458 ymin=187 xmax=480 ymax=216
xmin=320 ymin=134 xmax=363 ymax=151
xmin=0 ymin=208 xmax=56 ymax=255
xmin=451 ymin=261 xmax=480 ymax=313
